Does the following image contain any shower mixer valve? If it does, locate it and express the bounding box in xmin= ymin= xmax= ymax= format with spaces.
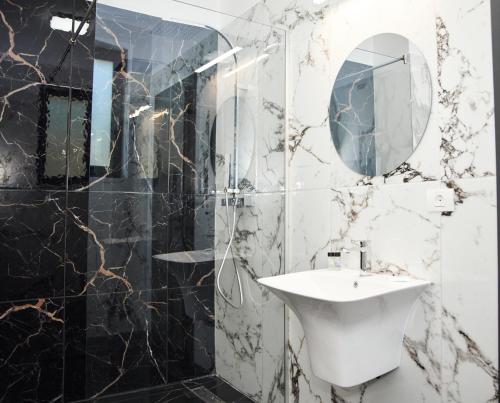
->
xmin=219 ymin=190 xmax=256 ymax=208
xmin=221 ymin=197 xmax=245 ymax=207
xmin=220 ymin=186 xmax=242 ymax=206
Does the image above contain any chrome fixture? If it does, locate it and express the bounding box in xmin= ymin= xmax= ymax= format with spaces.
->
xmin=335 ymin=54 xmax=407 ymax=83
xmin=359 ymin=240 xmax=371 ymax=274
xmin=348 ymin=240 xmax=371 ymax=274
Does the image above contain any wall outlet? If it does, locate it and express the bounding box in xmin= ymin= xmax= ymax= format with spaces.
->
xmin=426 ymin=188 xmax=455 ymax=212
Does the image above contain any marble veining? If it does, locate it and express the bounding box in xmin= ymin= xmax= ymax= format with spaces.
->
xmin=247 ymin=0 xmax=498 ymax=402
xmin=215 ymin=193 xmax=286 ymax=402
xmin=0 ymin=297 xmax=64 ymax=402
xmin=0 ymin=0 xmax=496 ymax=402
xmin=436 ymin=3 xmax=496 ymax=180
xmin=0 ymin=0 xmax=287 ymax=401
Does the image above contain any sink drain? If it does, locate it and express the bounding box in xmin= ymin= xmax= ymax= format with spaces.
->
xmin=353 ymin=281 xmax=359 ymax=288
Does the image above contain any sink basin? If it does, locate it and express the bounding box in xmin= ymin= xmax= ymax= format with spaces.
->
xmin=258 ymin=269 xmax=430 ymax=387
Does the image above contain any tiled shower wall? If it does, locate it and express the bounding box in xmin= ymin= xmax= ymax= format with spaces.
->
xmin=0 ymin=1 xmax=225 ymax=401
xmin=212 ymin=11 xmax=287 ymax=403
xmin=239 ymin=0 xmax=498 ymax=401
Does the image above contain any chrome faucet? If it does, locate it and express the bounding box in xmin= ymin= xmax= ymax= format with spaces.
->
xmin=353 ymin=240 xmax=371 ymax=274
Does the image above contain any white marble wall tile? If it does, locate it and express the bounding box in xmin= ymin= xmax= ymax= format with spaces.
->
xmin=436 ymin=0 xmax=496 ymax=180
xmin=215 ymin=18 xmax=287 ymax=194
xmin=262 ymin=290 xmax=286 ymax=402
xmin=280 ymin=0 xmax=441 ymax=190
xmin=288 ymin=182 xmax=444 ymax=403
xmin=441 ymin=177 xmax=498 ymax=402
xmin=287 ymin=182 xmax=498 ymax=403
xmin=285 ymin=2 xmax=335 ymax=191
xmin=215 ymin=193 xmax=286 ymax=401
xmin=215 ymin=1 xmax=498 ymax=403
xmin=257 ymin=29 xmax=288 ymax=193
xmin=288 ymin=305 xmax=429 ymax=402
xmin=288 ymin=311 xmax=340 ymax=402
xmin=212 ymin=9 xmax=287 ymax=402
xmin=255 ymin=193 xmax=286 ymax=401
xmin=215 ymin=208 xmax=264 ymax=400
xmin=331 ymin=183 xmax=443 ymax=281
xmin=214 ymin=193 xmax=260 ymax=399
xmin=215 ymin=274 xmax=264 ymax=401
xmin=258 ymin=193 xmax=287 ymax=277
xmin=286 ymin=1 xmax=347 ymax=191
xmin=288 ymin=123 xmax=333 ymax=192
xmin=335 ymin=182 xmax=442 ymax=400
xmin=289 ymin=189 xmax=331 ymax=272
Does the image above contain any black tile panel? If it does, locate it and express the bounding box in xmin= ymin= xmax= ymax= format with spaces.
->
xmin=167 ymin=285 xmax=215 ymax=382
xmin=0 ymin=297 xmax=64 ymax=402
xmin=0 ymin=0 xmax=95 ymax=88
xmin=64 ymin=290 xmax=168 ymax=401
xmin=0 ymin=3 xmax=233 ymax=402
xmin=0 ymin=0 xmax=71 ymax=85
xmin=0 ymin=190 xmax=65 ymax=302
xmin=72 ymin=0 xmax=96 ymax=90
xmin=65 ymin=191 xmax=167 ymax=296
xmin=64 ymin=191 xmax=216 ymax=292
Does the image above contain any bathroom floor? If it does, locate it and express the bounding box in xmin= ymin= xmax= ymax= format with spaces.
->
xmin=83 ymin=376 xmax=255 ymax=403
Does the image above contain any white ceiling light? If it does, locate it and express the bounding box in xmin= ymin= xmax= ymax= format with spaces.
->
xmin=50 ymin=16 xmax=89 ymax=35
xmin=195 ymin=47 xmax=243 ymax=74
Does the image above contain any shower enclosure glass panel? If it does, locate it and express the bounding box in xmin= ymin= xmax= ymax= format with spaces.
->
xmin=67 ymin=0 xmax=287 ymax=401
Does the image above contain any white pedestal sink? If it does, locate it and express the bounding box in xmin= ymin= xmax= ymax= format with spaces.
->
xmin=258 ymin=269 xmax=430 ymax=388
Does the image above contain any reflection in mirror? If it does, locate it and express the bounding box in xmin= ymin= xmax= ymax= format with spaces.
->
xmin=210 ymin=96 xmax=256 ymax=190
xmin=329 ymin=33 xmax=432 ymax=177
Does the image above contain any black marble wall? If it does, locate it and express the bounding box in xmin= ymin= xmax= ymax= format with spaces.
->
xmin=0 ymin=1 xmax=218 ymax=401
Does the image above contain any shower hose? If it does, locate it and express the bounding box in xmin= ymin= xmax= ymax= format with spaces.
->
xmin=216 ymin=191 xmax=244 ymax=309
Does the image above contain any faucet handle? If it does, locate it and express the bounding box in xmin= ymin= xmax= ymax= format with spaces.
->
xmin=358 ymin=240 xmax=371 ymax=272
xmin=350 ymin=240 xmax=370 ymax=252
xmin=359 ymin=240 xmax=370 ymax=252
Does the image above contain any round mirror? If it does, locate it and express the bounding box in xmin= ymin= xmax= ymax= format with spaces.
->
xmin=329 ymin=33 xmax=432 ymax=177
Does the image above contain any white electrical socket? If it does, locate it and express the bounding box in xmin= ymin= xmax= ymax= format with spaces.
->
xmin=426 ymin=189 xmax=455 ymax=212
